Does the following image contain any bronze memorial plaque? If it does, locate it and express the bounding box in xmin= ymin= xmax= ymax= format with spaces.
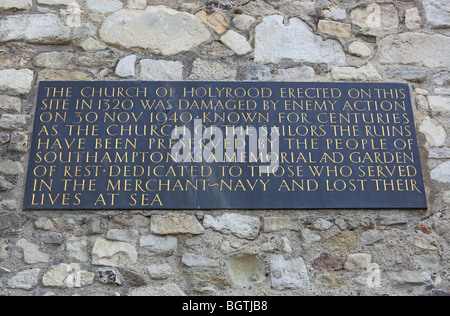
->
xmin=24 ymin=81 xmax=427 ymax=210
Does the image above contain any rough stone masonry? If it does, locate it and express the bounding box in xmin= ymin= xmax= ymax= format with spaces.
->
xmin=0 ymin=0 xmax=449 ymax=296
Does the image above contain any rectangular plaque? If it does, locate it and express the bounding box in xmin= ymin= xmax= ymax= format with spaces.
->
xmin=24 ymin=81 xmax=428 ymax=210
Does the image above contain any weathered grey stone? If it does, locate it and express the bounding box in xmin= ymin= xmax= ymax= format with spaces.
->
xmin=270 ymin=255 xmax=310 ymax=291
xmin=405 ymin=8 xmax=422 ymax=31
xmin=106 ymin=229 xmax=139 ymax=243
xmin=147 ymin=264 xmax=172 ymax=280
xmin=414 ymin=237 xmax=437 ymax=251
xmin=344 ymin=254 xmax=372 ymax=271
xmin=318 ymin=20 xmax=351 ymax=38
xmin=443 ymin=191 xmax=450 ymax=205
xmin=0 ymin=95 xmax=21 ymax=113
xmin=0 ymin=69 xmax=33 ymax=96
xmin=220 ymin=30 xmax=252 ymax=56
xmin=313 ymin=253 xmax=343 ymax=271
xmin=431 ymin=161 xmax=450 ymax=183
xmin=379 ymin=33 xmax=450 ymax=68
xmin=34 ymin=52 xmax=76 ymax=69
xmin=422 ymin=0 xmax=450 ymax=29
xmin=195 ymin=10 xmax=230 ymax=35
xmin=130 ymin=283 xmax=186 ymax=296
xmin=263 ymin=217 xmax=300 ymax=232
xmin=92 ymin=238 xmax=138 ymax=267
xmin=389 ymin=271 xmax=433 ymax=286
xmin=331 ymin=64 xmax=382 ymax=81
xmin=227 ymin=254 xmax=266 ymax=287
xmin=189 ymin=59 xmax=237 ymax=80
xmin=76 ymin=51 xmax=117 ymax=68
xmin=116 ymin=55 xmax=136 ymax=78
xmin=8 ymin=269 xmax=40 ymax=290
xmin=100 ymin=6 xmax=210 ymax=55
xmin=350 ymin=4 xmax=399 ymax=36
xmin=322 ymin=7 xmax=347 ymax=21
xmin=151 ymin=215 xmax=204 ymax=235
xmin=0 ymin=114 xmax=29 ymax=130
xmin=0 ymin=212 xmax=25 ymax=237
xmin=233 ymin=14 xmax=256 ymax=31
xmin=140 ymin=235 xmax=177 ymax=256
xmin=385 ymin=67 xmax=428 ymax=83
xmin=43 ymin=263 xmax=95 ymax=289
xmin=17 ymin=239 xmax=50 ymax=264
xmin=0 ymin=176 xmax=14 ymax=192
xmin=273 ymin=66 xmax=315 ymax=81
xmin=0 ymin=14 xmax=71 ymax=44
xmin=324 ymin=232 xmax=357 ymax=251
xmin=182 ymin=253 xmax=219 ymax=268
xmin=311 ymin=218 xmax=334 ymax=231
xmin=37 ymin=70 xmax=93 ymax=82
xmin=428 ymin=96 xmax=450 ymax=116
xmin=348 ymin=42 xmax=373 ymax=58
xmin=414 ymin=254 xmax=441 ymax=269
xmin=140 ymin=59 xmax=183 ymax=81
xmin=66 ymin=236 xmax=89 ymax=263
xmin=429 ymin=148 xmax=450 ymax=159
xmin=0 ymin=159 xmax=23 ymax=176
xmin=0 ymin=0 xmax=31 ymax=10
xmin=86 ymin=0 xmax=123 ymax=13
xmin=203 ymin=213 xmax=261 ymax=240
xmin=79 ymin=37 xmax=108 ymax=52
xmin=255 ymin=15 xmax=345 ymax=65
xmin=9 ymin=131 xmax=28 ymax=153
xmin=316 ymin=274 xmax=348 ymax=289
xmin=300 ymin=228 xmax=322 ymax=249
xmin=419 ymin=117 xmax=447 ymax=147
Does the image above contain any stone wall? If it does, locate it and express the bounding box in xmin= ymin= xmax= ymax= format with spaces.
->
xmin=0 ymin=0 xmax=449 ymax=296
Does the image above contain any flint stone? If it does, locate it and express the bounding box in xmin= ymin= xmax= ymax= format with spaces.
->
xmin=92 ymin=238 xmax=138 ymax=267
xmin=100 ymin=6 xmax=210 ymax=55
xmin=270 ymin=255 xmax=310 ymax=291
xmin=203 ymin=213 xmax=261 ymax=240
xmin=379 ymin=33 xmax=450 ymax=68
xmin=0 ymin=14 xmax=71 ymax=44
xmin=8 ymin=269 xmax=40 ymax=290
xmin=255 ymin=15 xmax=345 ymax=65
xmin=151 ymin=215 xmax=204 ymax=235
xmin=0 ymin=69 xmax=33 ymax=96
